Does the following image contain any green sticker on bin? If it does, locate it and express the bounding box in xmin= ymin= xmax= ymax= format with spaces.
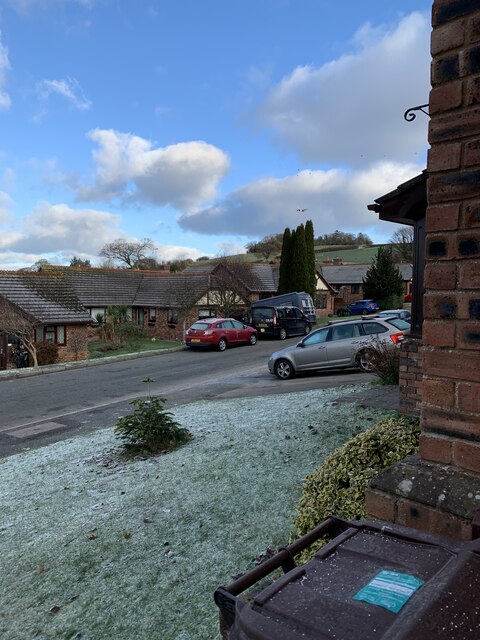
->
xmin=353 ymin=570 xmax=424 ymax=613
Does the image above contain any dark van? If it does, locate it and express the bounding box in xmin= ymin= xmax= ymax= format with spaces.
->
xmin=248 ymin=305 xmax=311 ymax=340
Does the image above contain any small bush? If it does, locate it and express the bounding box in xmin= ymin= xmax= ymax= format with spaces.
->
xmin=97 ymin=342 xmax=123 ymax=353
xmin=369 ymin=341 xmax=400 ymax=385
xmin=115 ymin=396 xmax=192 ymax=455
xmin=116 ymin=322 xmax=147 ymax=349
xmin=336 ymin=307 xmax=349 ymax=317
xmin=35 ymin=341 xmax=59 ymax=366
xmin=291 ymin=415 xmax=420 ymax=562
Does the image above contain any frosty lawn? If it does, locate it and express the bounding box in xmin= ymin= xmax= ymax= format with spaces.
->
xmin=1 ymin=384 xmax=394 ymax=640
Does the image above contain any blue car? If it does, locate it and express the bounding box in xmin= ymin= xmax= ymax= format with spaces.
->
xmin=347 ymin=299 xmax=379 ymax=315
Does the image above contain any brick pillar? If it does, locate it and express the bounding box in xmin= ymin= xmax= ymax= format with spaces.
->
xmin=423 ymin=1 xmax=480 ymax=474
xmin=366 ymin=0 xmax=480 ymax=539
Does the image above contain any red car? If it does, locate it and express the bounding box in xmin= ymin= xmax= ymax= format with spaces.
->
xmin=185 ymin=318 xmax=257 ymax=351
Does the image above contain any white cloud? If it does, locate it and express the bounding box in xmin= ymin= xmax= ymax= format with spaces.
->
xmin=5 ymin=201 xmax=121 ymax=254
xmin=0 ymin=201 xmax=206 ymax=267
xmin=152 ymin=243 xmax=204 ymax=262
xmin=76 ymin=129 xmax=230 ymax=211
xmin=255 ymin=12 xmax=430 ymax=166
xmin=36 ymin=77 xmax=92 ymax=111
xmin=178 ymin=161 xmax=422 ymax=240
xmin=180 ymin=12 xmax=430 ymax=242
xmin=0 ymin=32 xmax=11 ymax=111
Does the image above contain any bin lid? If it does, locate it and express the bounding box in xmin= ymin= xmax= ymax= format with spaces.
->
xmin=229 ymin=523 xmax=480 ymax=640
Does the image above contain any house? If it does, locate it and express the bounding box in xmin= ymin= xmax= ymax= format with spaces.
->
xmin=185 ymin=261 xmax=336 ymax=318
xmin=0 ymin=272 xmax=92 ymax=368
xmin=0 ymin=260 xmax=339 ymax=363
xmin=318 ymin=263 xmax=413 ymax=312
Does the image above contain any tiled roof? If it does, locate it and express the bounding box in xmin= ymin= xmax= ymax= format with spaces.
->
xmin=0 ymin=263 xmax=279 ymax=321
xmin=62 ymin=269 xmax=144 ymax=306
xmin=0 ymin=272 xmax=92 ymax=324
xmin=319 ymin=263 xmax=412 ymax=285
xmin=133 ymin=273 xmax=211 ymax=306
xmin=184 ymin=262 xmax=278 ymax=293
xmin=58 ymin=269 xmax=212 ymax=307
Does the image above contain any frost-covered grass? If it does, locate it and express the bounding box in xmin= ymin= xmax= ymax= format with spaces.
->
xmin=1 ymin=384 xmax=394 ymax=640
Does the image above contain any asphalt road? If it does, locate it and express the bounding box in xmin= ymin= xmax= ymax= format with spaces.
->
xmin=0 ymin=338 xmax=371 ymax=457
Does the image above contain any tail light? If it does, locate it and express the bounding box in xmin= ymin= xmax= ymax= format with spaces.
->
xmin=390 ymin=332 xmax=404 ymax=344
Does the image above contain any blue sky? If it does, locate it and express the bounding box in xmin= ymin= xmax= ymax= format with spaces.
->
xmin=0 ymin=0 xmax=433 ymax=269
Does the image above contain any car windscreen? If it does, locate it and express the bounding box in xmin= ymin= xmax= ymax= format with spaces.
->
xmin=252 ymin=308 xmax=274 ymax=321
xmin=190 ymin=322 xmax=211 ymax=330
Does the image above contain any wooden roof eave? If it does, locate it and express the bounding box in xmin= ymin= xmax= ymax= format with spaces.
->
xmin=367 ymin=171 xmax=427 ymax=225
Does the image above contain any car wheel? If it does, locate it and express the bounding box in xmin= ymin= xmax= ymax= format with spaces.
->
xmin=218 ymin=338 xmax=227 ymax=351
xmin=357 ymin=349 xmax=376 ymax=372
xmin=279 ymin=328 xmax=287 ymax=340
xmin=274 ymin=358 xmax=294 ymax=380
xmin=249 ymin=334 xmax=257 ymax=345
xmin=304 ymin=324 xmax=311 ymax=335
xmin=361 ymin=309 xmax=368 ymax=316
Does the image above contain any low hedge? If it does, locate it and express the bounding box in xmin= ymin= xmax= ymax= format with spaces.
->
xmin=291 ymin=415 xmax=420 ymax=562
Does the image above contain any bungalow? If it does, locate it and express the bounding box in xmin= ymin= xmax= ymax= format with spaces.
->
xmin=318 ymin=263 xmax=413 ymax=313
xmin=0 ymin=272 xmax=92 ymax=369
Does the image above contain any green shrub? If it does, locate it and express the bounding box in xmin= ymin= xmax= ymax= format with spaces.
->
xmin=35 ymin=341 xmax=59 ymax=366
xmin=115 ymin=396 xmax=192 ymax=455
xmin=291 ymin=415 xmax=420 ymax=561
xmin=116 ymin=321 xmax=147 ymax=349
xmin=336 ymin=307 xmax=349 ymax=317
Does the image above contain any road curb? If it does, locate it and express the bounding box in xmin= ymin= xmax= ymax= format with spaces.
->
xmin=0 ymin=345 xmax=186 ymax=381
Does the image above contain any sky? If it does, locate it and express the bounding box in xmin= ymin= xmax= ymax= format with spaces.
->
xmin=0 ymin=0 xmax=433 ymax=270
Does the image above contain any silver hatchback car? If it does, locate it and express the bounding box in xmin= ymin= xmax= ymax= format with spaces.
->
xmin=268 ymin=317 xmax=406 ymax=380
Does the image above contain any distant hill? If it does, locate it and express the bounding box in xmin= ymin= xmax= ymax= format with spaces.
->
xmin=315 ymin=244 xmax=386 ymax=264
xmin=192 ymin=244 xmax=389 ymax=267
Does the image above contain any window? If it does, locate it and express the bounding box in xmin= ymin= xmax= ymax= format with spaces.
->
xmin=315 ymin=294 xmax=327 ymax=309
xmin=362 ymin=322 xmax=388 ymax=335
xmin=231 ymin=320 xmax=245 ymax=329
xmin=330 ymin=323 xmax=360 ymax=341
xmin=148 ymin=308 xmax=156 ymax=325
xmin=198 ymin=309 xmax=216 ymax=319
xmin=351 ymin=284 xmax=361 ymax=294
xmin=303 ymin=328 xmax=329 ymax=345
xmin=43 ymin=325 xmax=66 ymax=345
xmin=167 ymin=310 xmax=178 ymax=325
xmin=217 ymin=321 xmax=234 ymax=329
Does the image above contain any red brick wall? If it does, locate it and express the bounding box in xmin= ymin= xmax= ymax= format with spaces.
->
xmin=57 ymin=325 xmax=90 ymax=363
xmin=422 ymin=2 xmax=480 ymax=472
xmin=399 ymin=339 xmax=423 ymax=417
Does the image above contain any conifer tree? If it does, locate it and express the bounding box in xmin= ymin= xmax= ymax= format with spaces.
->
xmin=304 ymin=220 xmax=316 ymax=298
xmin=291 ymin=224 xmax=307 ymax=292
xmin=277 ymin=227 xmax=292 ymax=294
xmin=363 ymin=246 xmax=404 ymax=308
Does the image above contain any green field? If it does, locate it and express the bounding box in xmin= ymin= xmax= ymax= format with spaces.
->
xmin=315 ymin=245 xmax=384 ymax=264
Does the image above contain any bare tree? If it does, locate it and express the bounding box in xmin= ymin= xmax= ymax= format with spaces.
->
xmin=68 ymin=330 xmax=89 ymax=360
xmin=389 ymin=226 xmax=414 ymax=263
xmin=165 ymin=276 xmax=203 ymax=340
xmin=0 ymin=297 xmax=39 ymax=367
xmin=208 ymin=261 xmax=250 ymax=317
xmin=99 ymin=238 xmax=156 ymax=268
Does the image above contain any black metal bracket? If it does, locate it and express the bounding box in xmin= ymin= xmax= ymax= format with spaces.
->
xmin=404 ymin=104 xmax=430 ymax=122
